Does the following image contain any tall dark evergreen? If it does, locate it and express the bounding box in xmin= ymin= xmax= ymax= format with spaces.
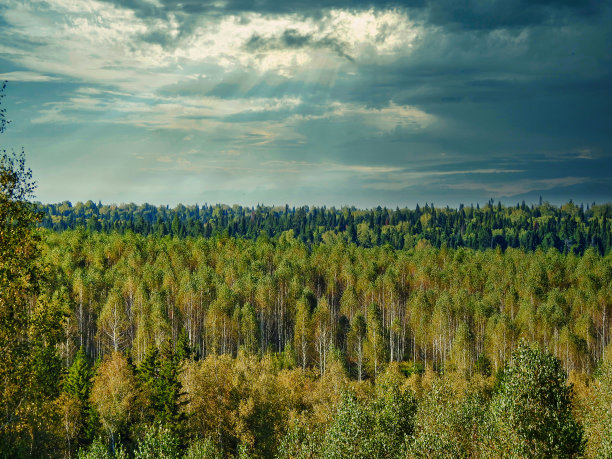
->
xmin=137 ymin=342 xmax=185 ymax=435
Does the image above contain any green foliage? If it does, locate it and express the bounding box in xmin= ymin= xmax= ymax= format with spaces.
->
xmin=489 ymin=342 xmax=584 ymax=457
xmin=133 ymin=423 xmax=180 ymax=459
xmin=0 ymin=91 xmax=65 ymax=455
xmin=65 ymin=347 xmax=93 ymax=404
xmin=77 ymin=437 xmax=128 ymax=459
xmin=277 ymin=420 xmax=320 ymax=459
xmin=407 ymin=379 xmax=488 ymax=458
xmin=321 ymin=382 xmax=416 ymax=459
xmin=62 ymin=346 xmax=95 ymax=451
xmin=137 ymin=341 xmax=185 ymax=435
xmin=183 ymin=438 xmax=223 ymax=459
xmin=474 ymin=353 xmax=492 ymax=377
xmin=37 ymin=199 xmax=612 ymax=255
xmin=77 ymin=437 xmax=112 ymax=459
xmin=584 ymin=357 xmax=612 ymax=458
xmin=321 ymin=392 xmax=377 ymax=458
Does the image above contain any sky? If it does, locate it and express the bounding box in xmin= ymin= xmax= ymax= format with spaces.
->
xmin=0 ymin=0 xmax=611 ymax=208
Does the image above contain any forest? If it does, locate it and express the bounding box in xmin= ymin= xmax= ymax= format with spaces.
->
xmin=2 ymin=197 xmax=612 ymax=457
xmin=1 ymin=90 xmax=612 ymax=459
xmin=39 ymin=199 xmax=612 ymax=255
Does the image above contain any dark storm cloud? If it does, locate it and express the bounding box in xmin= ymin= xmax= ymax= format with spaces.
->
xmin=101 ymin=0 xmax=607 ymax=36
xmin=425 ymin=0 xmax=605 ymax=30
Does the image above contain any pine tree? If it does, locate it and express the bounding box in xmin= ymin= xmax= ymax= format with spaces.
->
xmin=62 ymin=346 xmax=97 ymax=452
xmin=65 ymin=347 xmax=93 ymax=404
xmin=137 ymin=342 xmax=185 ymax=435
xmin=157 ymin=340 xmax=185 ymax=434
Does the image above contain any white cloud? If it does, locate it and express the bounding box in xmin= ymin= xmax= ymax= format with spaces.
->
xmin=0 ymin=71 xmax=58 ymax=82
xmin=1 ymin=1 xmax=422 ymax=90
xmin=1 ymin=0 xmax=431 ymax=144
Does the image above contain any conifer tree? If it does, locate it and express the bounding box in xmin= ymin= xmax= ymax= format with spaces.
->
xmin=157 ymin=340 xmax=185 ymax=433
xmin=65 ymin=347 xmax=93 ymax=404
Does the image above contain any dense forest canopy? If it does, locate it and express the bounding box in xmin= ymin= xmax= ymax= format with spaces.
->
xmin=32 ymin=229 xmax=612 ymax=457
xmin=44 ymin=230 xmax=611 ymax=375
xmin=39 ymin=199 xmax=612 ymax=255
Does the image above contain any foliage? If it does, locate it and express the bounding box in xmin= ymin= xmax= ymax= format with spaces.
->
xmin=133 ymin=423 xmax=180 ymax=459
xmin=407 ymin=377 xmax=488 ymax=458
xmin=0 ymin=87 xmax=65 ymax=456
xmin=137 ymin=341 xmax=185 ymax=435
xmin=321 ymin=374 xmax=416 ymax=459
xmin=582 ymin=356 xmax=612 ymax=458
xmin=90 ymin=352 xmax=139 ymax=454
xmin=38 ymin=199 xmax=612 ymax=255
xmin=61 ymin=346 xmax=95 ymax=453
xmin=489 ymin=342 xmax=583 ymax=457
xmin=77 ymin=436 xmax=128 ymax=459
xmin=183 ymin=438 xmax=224 ymax=459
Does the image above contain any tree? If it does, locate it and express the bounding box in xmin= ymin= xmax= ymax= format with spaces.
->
xmin=137 ymin=341 xmax=185 ymax=435
xmin=313 ymin=299 xmax=332 ymax=375
xmin=348 ymin=313 xmax=366 ymax=381
xmin=489 ymin=342 xmax=584 ymax=457
xmin=583 ymin=355 xmax=612 ymax=458
xmin=321 ymin=380 xmax=416 ymax=459
xmin=321 ymin=393 xmax=376 ymax=458
xmin=365 ymin=303 xmax=387 ymax=378
xmin=156 ymin=340 xmax=185 ymax=433
xmin=240 ymin=303 xmax=259 ymax=355
xmin=91 ymin=351 xmax=139 ymax=454
xmin=407 ymin=377 xmax=487 ymax=458
xmin=0 ymin=84 xmax=65 ymax=456
xmin=62 ymin=347 xmax=95 ymax=452
xmin=133 ymin=423 xmax=180 ymax=459
xmin=97 ymin=289 xmax=130 ymax=353
xmin=294 ymin=296 xmax=312 ymax=370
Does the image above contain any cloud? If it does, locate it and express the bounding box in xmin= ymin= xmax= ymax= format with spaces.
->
xmin=446 ymin=177 xmax=591 ymax=198
xmin=0 ymin=71 xmax=58 ymax=82
xmin=364 ymin=168 xmax=526 ymax=191
xmin=1 ymin=0 xmax=610 ymax=207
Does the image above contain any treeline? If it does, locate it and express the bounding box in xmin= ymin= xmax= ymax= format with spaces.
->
xmin=39 ymin=199 xmax=612 ymax=255
xmin=46 ymin=230 xmax=611 ymax=376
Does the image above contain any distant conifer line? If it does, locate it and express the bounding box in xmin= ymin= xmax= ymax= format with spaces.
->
xmin=38 ymin=199 xmax=612 ymax=255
